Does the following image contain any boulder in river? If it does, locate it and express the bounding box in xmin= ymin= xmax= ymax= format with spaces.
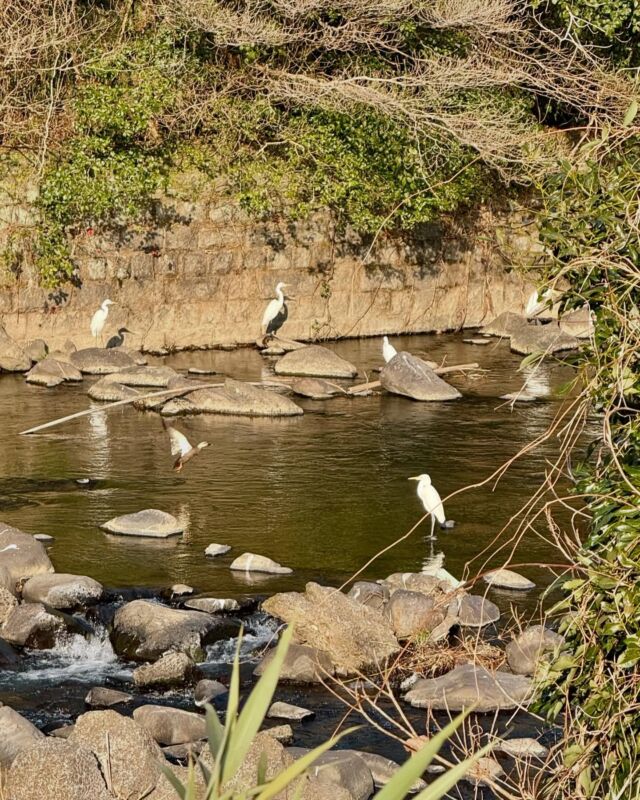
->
xmin=133 ymin=705 xmax=207 ymax=746
xmin=5 ymin=738 xmax=111 ymax=800
xmin=25 ymin=356 xmax=83 ymax=387
xmin=70 ymin=710 xmax=164 ymax=800
xmin=254 ymin=642 xmax=335 ymax=684
xmin=69 ymin=347 xmax=135 ymax=374
xmin=0 ymin=706 xmax=45 ymax=769
xmin=287 ymin=748 xmax=374 ymax=800
xmin=506 ymin=625 xmax=565 ymax=676
xmin=85 ymin=687 xmax=133 ymax=708
xmin=112 ymin=598 xmax=239 ymax=661
xmin=386 ymin=589 xmax=447 ymax=639
xmin=267 ymin=701 xmax=314 ymax=721
xmin=263 ymin=582 xmax=399 ymax=676
xmin=382 ymin=571 xmax=449 ymax=596
xmin=0 ymin=635 xmax=19 ymax=666
xmin=230 ymin=552 xmax=292 ymax=574
xmin=2 ymin=602 xmax=67 ymax=648
xmin=24 ymin=339 xmax=48 ymax=363
xmin=88 ymin=377 xmax=139 ymax=402
xmin=463 ymin=756 xmax=505 ymax=788
xmin=0 ymin=523 xmax=54 ymax=591
xmin=205 ymin=542 xmax=231 ymax=557
xmin=380 ymin=352 xmax=461 ymax=401
xmin=348 ymin=581 xmax=390 ymax=611
xmin=274 ymin=345 xmax=358 ymax=379
xmin=194 ymin=678 xmax=227 ymax=706
xmin=22 ymin=573 xmax=103 ymax=609
xmin=480 ymin=312 xmax=529 ymax=338
xmin=0 ymin=325 xmax=32 ymax=372
xmin=344 ymin=750 xmax=426 ymax=793
xmin=161 ymin=378 xmax=303 ymax=417
xmin=451 ymin=594 xmax=501 ymax=628
xmin=404 ymin=664 xmax=533 ymax=712
xmin=559 ymin=306 xmax=594 ymax=339
xmin=510 ymin=323 xmax=579 ymax=356
xmin=101 ymin=509 xmax=184 ymax=538
xmin=496 ymin=737 xmax=549 ymax=759
xmin=483 ymin=568 xmax=536 ymax=591
xmin=104 ymin=365 xmax=179 ymax=387
xmin=185 ymin=596 xmax=246 ymax=613
xmin=290 ymin=377 xmax=345 ymax=399
xmin=133 ymin=651 xmax=198 ymax=687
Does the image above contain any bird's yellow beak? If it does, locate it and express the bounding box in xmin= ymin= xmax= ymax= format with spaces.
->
xmin=408 ymin=476 xmax=420 ymax=481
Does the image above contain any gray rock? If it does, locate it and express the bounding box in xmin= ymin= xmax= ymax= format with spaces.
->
xmin=170 ymin=584 xmax=194 ymax=596
xmin=205 ymin=542 xmax=231 ymax=557
xmin=344 ymin=751 xmax=427 ymax=793
xmin=22 ymin=573 xmax=103 ymax=609
xmin=50 ymin=724 xmax=75 ymax=739
xmin=162 ymin=741 xmax=204 ymax=762
xmin=380 ymin=352 xmax=461 ymax=401
xmin=194 ymin=678 xmax=227 ymax=706
xmin=85 ymin=687 xmax=133 ymax=708
xmin=348 ymin=582 xmax=389 ymax=611
xmin=88 ymin=378 xmax=139 ymax=402
xmin=0 ymin=586 xmax=18 ymax=625
xmin=254 ymin=642 xmax=334 ymax=684
xmin=185 ymin=597 xmax=241 ymax=612
xmin=24 ymin=339 xmax=48 ymax=362
xmin=0 ymin=706 xmax=45 ymax=768
xmin=0 ymin=524 xmax=54 ymax=590
xmin=291 ymin=378 xmax=345 ymax=399
xmin=263 ymin=582 xmax=399 ymax=677
xmin=25 ymin=357 xmax=82 ymax=387
xmin=510 ymin=323 xmax=579 ymax=356
xmin=404 ymin=664 xmax=533 ymax=712
xmin=230 ymin=552 xmax=292 ymax=574
xmin=5 ymin=739 xmax=111 ymax=800
xmin=101 ymin=509 xmax=184 ymax=538
xmin=559 ymin=306 xmax=593 ymax=339
xmin=483 ymin=569 xmax=535 ymax=591
xmin=481 ymin=312 xmax=529 ymax=338
xmin=382 ymin=572 xmax=445 ymax=596
xmin=70 ymin=710 xmax=165 ymax=800
xmin=133 ymin=705 xmax=207 ymax=745
xmin=133 ymin=651 xmax=197 ymax=687
xmin=1 ymin=602 xmax=67 ymax=648
xmin=463 ymin=756 xmax=504 ymax=788
xmin=267 ymin=701 xmax=315 ymax=721
xmin=162 ymin=378 xmax=303 ymax=417
xmin=275 ymin=346 xmax=358 ymax=379
xmin=386 ymin=590 xmax=447 ymax=639
xmin=69 ymin=347 xmax=135 ymax=374
xmin=0 ymin=325 xmax=31 ymax=372
xmin=104 ymin=365 xmax=179 ymax=387
xmin=289 ymin=749 xmax=374 ymax=800
xmin=265 ymin=724 xmax=294 ymax=743
xmin=452 ymin=594 xmax=501 ymax=628
xmin=506 ymin=625 xmax=565 ymax=676
xmin=495 ymin=738 xmax=549 ymax=759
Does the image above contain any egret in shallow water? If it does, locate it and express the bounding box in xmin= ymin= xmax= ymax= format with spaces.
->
xmin=262 ymin=282 xmax=290 ymax=337
xmin=409 ymin=473 xmax=448 ymax=540
xmin=163 ymin=420 xmax=209 ymax=472
xmin=382 ymin=336 xmax=398 ymax=363
xmin=90 ymin=299 xmax=115 ymax=345
xmin=106 ymin=327 xmax=134 ymax=349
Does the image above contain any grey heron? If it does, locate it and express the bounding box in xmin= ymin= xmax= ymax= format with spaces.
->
xmin=262 ymin=282 xmax=290 ymax=337
xmin=106 ymin=327 xmax=135 ymax=349
xmin=91 ymin=299 xmax=115 ymax=345
xmin=163 ymin=420 xmax=209 ymax=472
xmin=409 ymin=473 xmax=449 ymax=540
xmin=382 ymin=336 xmax=398 ymax=363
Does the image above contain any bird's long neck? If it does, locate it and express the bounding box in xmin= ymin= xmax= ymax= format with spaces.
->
xmin=102 ymin=302 xmax=110 ymax=312
xmin=276 ymin=287 xmax=284 ymax=304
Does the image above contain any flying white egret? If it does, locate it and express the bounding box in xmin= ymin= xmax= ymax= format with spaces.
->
xmin=261 ymin=282 xmax=290 ymax=337
xmin=525 ymin=288 xmax=555 ymax=319
xmin=382 ymin=336 xmax=398 ymax=363
xmin=409 ymin=473 xmax=447 ymax=540
xmin=106 ymin=327 xmax=135 ymax=349
xmin=163 ymin=420 xmax=209 ymax=472
xmin=90 ymin=299 xmax=115 ymax=345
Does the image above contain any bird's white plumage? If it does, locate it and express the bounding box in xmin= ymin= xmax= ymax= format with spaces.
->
xmin=90 ymin=299 xmax=114 ymax=339
xmin=262 ymin=282 xmax=288 ymax=332
xmin=411 ymin=474 xmax=446 ymax=524
xmin=526 ymin=288 xmax=553 ymax=318
xmin=167 ymin=426 xmax=192 ymax=457
xmin=382 ymin=336 xmax=397 ymax=363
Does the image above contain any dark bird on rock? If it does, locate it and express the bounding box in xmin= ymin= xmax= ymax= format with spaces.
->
xmin=106 ymin=327 xmax=135 ymax=349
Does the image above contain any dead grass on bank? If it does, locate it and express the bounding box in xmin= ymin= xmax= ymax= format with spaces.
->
xmin=391 ymin=634 xmax=506 ymax=683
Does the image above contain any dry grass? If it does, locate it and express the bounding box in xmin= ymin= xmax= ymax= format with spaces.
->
xmin=391 ymin=634 xmax=507 ymax=682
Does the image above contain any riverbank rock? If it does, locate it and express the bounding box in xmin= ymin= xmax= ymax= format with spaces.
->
xmin=230 ymin=552 xmax=292 ymax=574
xmin=0 ymin=325 xmax=31 ymax=372
xmin=1 ymin=602 xmax=66 ymax=648
xmin=506 ymin=625 xmax=565 ymax=676
xmin=70 ymin=710 xmax=164 ymax=800
xmin=263 ymin=582 xmax=399 ymax=676
xmin=496 ymin=738 xmax=549 ymax=759
xmin=268 ymin=702 xmax=314 ymax=721
xmin=464 ymin=757 xmax=505 ymax=788
xmin=386 ymin=590 xmax=447 ymax=639
xmin=88 ymin=377 xmax=139 ymax=402
xmin=483 ymin=569 xmax=536 ymax=591
xmin=348 ymin=582 xmax=389 ymax=611
xmin=105 ymin=365 xmax=179 ymax=387
xmin=382 ymin=572 xmax=449 ymax=596
xmin=380 ymin=352 xmax=461 ymax=401
xmin=290 ymin=378 xmax=345 ymax=399
xmin=265 ymin=724 xmax=294 ymax=744
xmin=133 ymin=651 xmax=198 ymax=687
xmin=24 ymin=339 xmax=48 ymax=362
xmin=0 ymin=586 xmax=18 ymax=624
xmin=559 ymin=307 xmax=594 ymax=339
xmin=194 ymin=679 xmax=227 ymax=706
xmin=25 ymin=357 xmax=83 ymax=387
xmin=69 ymin=347 xmax=135 ymax=374
xmin=22 ymin=573 xmax=103 ymax=609
xmin=162 ymin=378 xmax=303 ymax=417
xmin=0 ymin=524 xmax=54 ymax=591
xmin=275 ymin=346 xmax=358 ymax=379
xmin=452 ymin=595 xmax=500 ymax=628
xmin=481 ymin=312 xmax=528 ymax=338
xmin=5 ymin=739 xmax=112 ymax=800
xmin=345 ymin=751 xmax=426 ymax=793
xmin=101 ymin=509 xmax=184 ymax=538
xmin=85 ymin=687 xmax=133 ymax=708
xmin=112 ymin=598 xmax=238 ymax=661
xmin=185 ymin=596 xmax=254 ymax=613
xmin=510 ymin=323 xmax=579 ymax=356
xmin=205 ymin=542 xmax=231 ymax=557
xmin=404 ymin=664 xmax=533 ymax=711
xmin=134 ymin=706 xmax=207 ymax=746
xmin=0 ymin=706 xmax=45 ymax=768
xmin=289 ymin=749 xmax=374 ymax=800
xmin=254 ymin=642 xmax=334 ymax=684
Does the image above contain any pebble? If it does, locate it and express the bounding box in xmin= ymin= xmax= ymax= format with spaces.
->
xmin=267 ymin=701 xmax=314 ymax=721
xmin=33 ymin=534 xmax=54 ymax=543
xmin=463 ymin=338 xmax=492 ymax=346
xmin=187 ymin=368 xmax=219 ymax=375
xmin=496 ymin=737 xmax=549 ymax=759
xmin=204 ymin=543 xmax=231 ymax=558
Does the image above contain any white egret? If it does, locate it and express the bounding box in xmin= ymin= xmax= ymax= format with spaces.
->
xmin=409 ymin=473 xmax=447 ymax=540
xmin=163 ymin=420 xmax=209 ymax=472
xmin=382 ymin=336 xmax=398 ymax=363
xmin=525 ymin=288 xmax=554 ymax=319
xmin=106 ymin=327 xmax=134 ymax=349
xmin=262 ymin=282 xmax=290 ymax=337
xmin=90 ymin=299 xmax=115 ymax=345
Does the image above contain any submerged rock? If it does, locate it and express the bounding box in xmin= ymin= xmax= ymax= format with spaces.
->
xmin=380 ymin=352 xmax=461 ymax=401
xmin=133 ymin=650 xmax=198 ymax=687
xmin=133 ymin=705 xmax=207 ymax=746
xmin=267 ymin=701 xmax=315 ymax=721
xmin=85 ymin=687 xmax=133 ymax=708
xmin=101 ymin=509 xmax=184 ymax=538
xmin=0 ymin=524 xmax=54 ymax=591
xmin=274 ymin=346 xmax=358 ymax=379
xmin=22 ymin=573 xmax=103 ymax=609
xmin=230 ymin=552 xmax=292 ymax=574
xmin=506 ymin=625 xmax=565 ymax=676
xmin=2 ymin=602 xmax=67 ymax=648
xmin=510 ymin=323 xmax=579 ymax=356
xmin=386 ymin=590 xmax=447 ymax=639
xmin=162 ymin=378 xmax=303 ymax=417
xmin=404 ymin=664 xmax=533 ymax=712
xmin=254 ymin=642 xmax=334 ymax=684
xmin=0 ymin=706 xmax=45 ymax=769
xmin=69 ymin=347 xmax=135 ymax=374
xmin=25 ymin=357 xmax=82 ymax=388
xmin=204 ymin=542 xmax=231 ymax=557
xmin=263 ymin=582 xmax=399 ymax=676
xmin=483 ymin=569 xmax=536 ymax=590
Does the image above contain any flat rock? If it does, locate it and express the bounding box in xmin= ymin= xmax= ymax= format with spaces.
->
xmin=263 ymin=582 xmax=399 ymax=677
xmin=101 ymin=509 xmax=184 ymax=538
xmin=104 ymin=365 xmax=179 ymax=387
xmin=88 ymin=377 xmax=139 ymax=402
xmin=6 ymin=739 xmax=111 ymax=800
xmin=481 ymin=312 xmax=529 ymax=338
xmin=69 ymin=347 xmax=135 ymax=374
xmin=464 ymin=756 xmax=505 ymax=787
xmin=2 ymin=602 xmax=67 ymax=648
xmin=185 ymin=597 xmax=242 ymax=613
xmin=267 ymin=701 xmax=315 ymax=721
xmin=506 ymin=625 xmax=565 ymax=676
xmin=194 ymin=678 xmax=227 ymax=706
xmin=291 ymin=377 xmax=345 ymax=399
xmin=0 ymin=706 xmax=45 ymax=768
xmin=70 ymin=710 xmax=164 ymax=800
xmin=22 ymin=573 xmax=103 ymax=609
xmin=133 ymin=705 xmax=206 ymax=745
xmin=205 ymin=542 xmax=231 ymax=557
xmin=483 ymin=569 xmax=535 ymax=590
xmin=26 ymin=357 xmax=82 ymax=387
xmin=288 ymin=748 xmax=374 ymax=800
xmin=0 ymin=325 xmax=31 ymax=372
xmin=452 ymin=594 xmax=500 ymax=627
xmin=133 ymin=376 xmax=197 ymax=411
xmin=275 ymin=346 xmax=358 ymax=379
xmin=230 ymin=552 xmax=292 ymax=574
xmin=510 ymin=323 xmax=579 ymax=356
xmin=348 ymin=581 xmax=390 ymax=611
xmin=133 ymin=650 xmax=197 ymax=687
xmin=380 ymin=352 xmax=461 ymax=401
xmin=496 ymin=738 xmax=549 ymax=759
xmin=162 ymin=377 xmax=303 ymax=417
xmin=345 ymin=751 xmax=426 ymax=793
xmin=262 ymin=345 xmax=286 ymax=356
xmin=188 ymin=367 xmax=219 ymax=375
xmin=404 ymin=664 xmax=533 ymax=712
xmin=254 ymin=642 xmax=334 ymax=683
xmin=85 ymin=686 xmax=133 ymax=707
xmin=170 ymin=583 xmax=194 ymax=596
xmin=386 ymin=590 xmax=447 ymax=639
xmin=0 ymin=524 xmax=54 ymax=591
xmin=112 ymin=598 xmax=237 ymax=661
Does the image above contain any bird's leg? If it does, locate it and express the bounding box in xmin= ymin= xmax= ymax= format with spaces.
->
xmin=428 ymin=515 xmax=437 ymax=541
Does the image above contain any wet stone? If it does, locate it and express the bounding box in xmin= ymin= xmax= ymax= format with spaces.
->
xmin=85 ymin=687 xmax=133 ymax=708
xmin=194 ymin=678 xmax=227 ymax=706
xmin=267 ymin=701 xmax=315 ymax=721
xmin=101 ymin=509 xmax=184 ymax=538
xmin=230 ymin=552 xmax=292 ymax=574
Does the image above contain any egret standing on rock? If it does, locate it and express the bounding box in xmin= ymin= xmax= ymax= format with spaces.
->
xmin=90 ymin=299 xmax=115 ymax=346
xmin=163 ymin=419 xmax=209 ymax=472
xmin=262 ymin=282 xmax=290 ymax=337
xmin=382 ymin=336 xmax=398 ymax=363
xmin=409 ymin=473 xmax=449 ymax=540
